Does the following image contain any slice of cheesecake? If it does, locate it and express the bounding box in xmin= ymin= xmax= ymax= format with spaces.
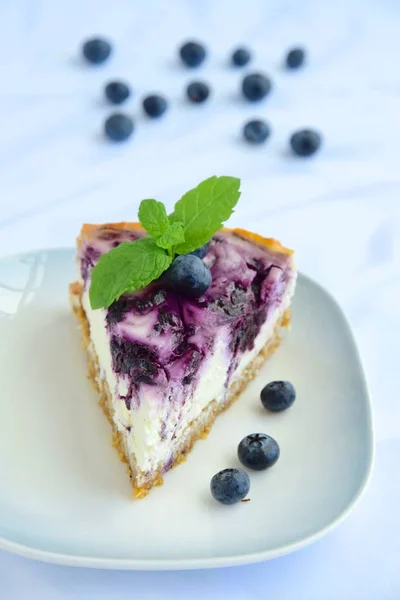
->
xmin=69 ymin=223 xmax=297 ymax=497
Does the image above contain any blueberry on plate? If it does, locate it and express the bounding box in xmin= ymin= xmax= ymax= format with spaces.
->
xmin=238 ymin=433 xmax=280 ymax=471
xmin=104 ymin=113 xmax=134 ymax=142
xmin=179 ymin=40 xmax=207 ymax=67
xmin=242 ymin=73 xmax=272 ymax=102
xmin=190 ymin=241 xmax=210 ymax=259
xmin=290 ymin=129 xmax=322 ymax=157
xmin=82 ymin=37 xmax=112 ymax=64
xmin=167 ymin=254 xmax=211 ymax=297
xmin=143 ymin=95 xmax=168 ymax=118
xmin=210 ymin=468 xmax=250 ymax=505
xmin=186 ymin=81 xmax=210 ymax=103
xmin=286 ymin=47 xmax=306 ymax=69
xmin=105 ymin=81 xmax=131 ymax=105
xmin=261 ymin=380 xmax=296 ymax=412
xmin=243 ymin=119 xmax=270 ymax=144
xmin=232 ymin=47 xmax=252 ymax=67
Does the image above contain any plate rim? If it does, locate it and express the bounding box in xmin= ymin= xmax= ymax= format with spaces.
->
xmin=0 ymin=247 xmax=374 ymax=570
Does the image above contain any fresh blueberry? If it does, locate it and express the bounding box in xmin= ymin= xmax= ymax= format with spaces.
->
xmin=290 ymin=129 xmax=322 ymax=157
xmin=210 ymin=468 xmax=250 ymax=505
xmin=143 ymin=95 xmax=168 ymax=118
xmin=242 ymin=73 xmax=272 ymax=102
xmin=190 ymin=241 xmax=210 ymax=259
xmin=286 ymin=47 xmax=306 ymax=69
xmin=186 ymin=81 xmax=210 ymax=103
xmin=243 ymin=119 xmax=270 ymax=144
xmin=232 ymin=47 xmax=251 ymax=67
xmin=82 ymin=37 xmax=112 ymax=65
xmin=179 ymin=40 xmax=207 ymax=67
xmin=105 ymin=81 xmax=131 ymax=105
xmin=104 ymin=113 xmax=134 ymax=142
xmin=167 ymin=254 xmax=211 ymax=297
xmin=261 ymin=380 xmax=296 ymax=412
xmin=238 ymin=433 xmax=280 ymax=471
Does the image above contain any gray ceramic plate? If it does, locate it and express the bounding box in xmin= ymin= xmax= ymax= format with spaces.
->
xmin=0 ymin=249 xmax=373 ymax=569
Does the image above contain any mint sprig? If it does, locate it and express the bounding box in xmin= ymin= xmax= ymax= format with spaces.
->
xmin=89 ymin=175 xmax=241 ymax=309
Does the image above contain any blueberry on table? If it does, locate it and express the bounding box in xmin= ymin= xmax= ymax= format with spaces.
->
xmin=243 ymin=119 xmax=270 ymax=144
xmin=242 ymin=73 xmax=272 ymax=102
xmin=286 ymin=47 xmax=306 ymax=69
xmin=238 ymin=433 xmax=280 ymax=471
xmin=105 ymin=81 xmax=131 ymax=105
xmin=190 ymin=242 xmax=210 ymax=259
xmin=186 ymin=81 xmax=210 ymax=103
xmin=290 ymin=129 xmax=322 ymax=157
xmin=210 ymin=468 xmax=250 ymax=505
xmin=104 ymin=113 xmax=134 ymax=142
xmin=82 ymin=37 xmax=112 ymax=64
xmin=143 ymin=95 xmax=168 ymax=118
xmin=179 ymin=40 xmax=207 ymax=67
xmin=167 ymin=254 xmax=211 ymax=297
xmin=232 ymin=47 xmax=252 ymax=67
xmin=261 ymin=381 xmax=296 ymax=412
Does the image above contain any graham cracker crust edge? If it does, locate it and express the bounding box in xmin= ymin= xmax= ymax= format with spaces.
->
xmin=69 ymin=281 xmax=291 ymax=499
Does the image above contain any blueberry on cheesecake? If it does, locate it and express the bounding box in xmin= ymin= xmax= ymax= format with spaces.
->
xmin=69 ymin=176 xmax=297 ymax=498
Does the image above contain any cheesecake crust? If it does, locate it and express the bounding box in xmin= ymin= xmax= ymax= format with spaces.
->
xmin=77 ymin=222 xmax=294 ymax=256
xmin=69 ymin=281 xmax=290 ymax=498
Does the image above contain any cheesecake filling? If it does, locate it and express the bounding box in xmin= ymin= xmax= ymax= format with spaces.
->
xmin=78 ymin=229 xmax=296 ymax=475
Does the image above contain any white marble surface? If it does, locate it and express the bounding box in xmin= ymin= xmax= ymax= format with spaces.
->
xmin=1 ymin=0 xmax=399 ymax=597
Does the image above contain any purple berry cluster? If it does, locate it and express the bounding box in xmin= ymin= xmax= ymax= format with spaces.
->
xmin=211 ymin=380 xmax=296 ymax=505
xmin=81 ymin=37 xmax=322 ymax=156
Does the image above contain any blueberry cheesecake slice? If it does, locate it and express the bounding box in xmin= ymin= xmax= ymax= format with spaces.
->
xmin=69 ymin=176 xmax=297 ymax=497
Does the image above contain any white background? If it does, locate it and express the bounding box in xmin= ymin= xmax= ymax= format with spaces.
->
xmin=1 ymin=0 xmax=399 ymax=598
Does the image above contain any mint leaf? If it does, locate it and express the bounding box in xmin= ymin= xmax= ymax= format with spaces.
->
xmin=89 ymin=238 xmax=172 ymax=310
xmin=138 ymin=199 xmax=169 ymax=240
xmin=156 ymin=221 xmax=185 ymax=251
xmin=170 ymin=175 xmax=241 ymax=254
xmin=138 ymin=198 xmax=185 ymax=253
